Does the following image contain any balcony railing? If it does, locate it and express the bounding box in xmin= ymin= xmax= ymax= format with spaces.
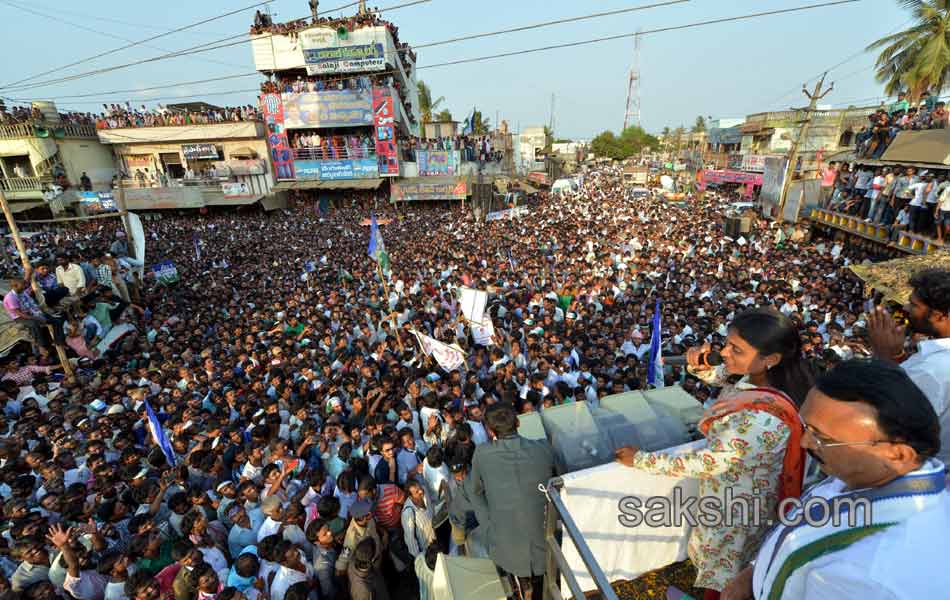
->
xmin=291 ymin=147 xmax=376 ymax=161
xmin=0 ymin=176 xmax=43 ymax=192
xmin=0 ymin=122 xmax=98 ymax=139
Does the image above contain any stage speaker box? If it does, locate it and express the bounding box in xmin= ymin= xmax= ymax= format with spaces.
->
xmin=724 ymin=215 xmax=741 ymax=238
xmin=738 ymin=216 xmax=752 ymax=234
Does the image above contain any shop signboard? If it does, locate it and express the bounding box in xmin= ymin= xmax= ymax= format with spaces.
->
xmin=181 ymin=143 xmax=219 ymax=160
xmin=281 ymin=90 xmax=373 ymax=129
xmin=294 ymin=159 xmax=378 ymax=180
xmin=372 ymin=88 xmax=399 ymax=177
xmin=303 ymin=43 xmax=386 ymax=75
xmin=701 ymin=170 xmax=763 ymax=186
xmin=260 ymin=93 xmax=295 ymax=180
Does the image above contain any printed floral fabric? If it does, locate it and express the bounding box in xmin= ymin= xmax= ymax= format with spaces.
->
xmin=630 ymin=391 xmax=790 ymax=591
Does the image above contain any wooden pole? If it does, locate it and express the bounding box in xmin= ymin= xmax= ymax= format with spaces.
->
xmin=113 ymin=179 xmax=137 ymax=258
xmin=0 ymin=189 xmax=75 ymax=378
xmin=376 ymin=261 xmax=405 ymax=351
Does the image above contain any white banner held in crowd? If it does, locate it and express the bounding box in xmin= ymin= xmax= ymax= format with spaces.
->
xmin=458 ymin=287 xmax=488 ymax=324
xmin=413 ymin=331 xmax=466 ymax=371
xmin=471 ymin=318 xmax=495 ymax=346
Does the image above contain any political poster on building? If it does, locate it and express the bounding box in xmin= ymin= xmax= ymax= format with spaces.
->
xmin=390 ymin=178 xmax=467 ymax=202
xmin=221 ymin=182 xmax=252 ymax=197
xmin=417 ymin=150 xmax=460 ymax=176
xmin=372 ymin=88 xmax=399 ymax=177
xmin=152 ymin=260 xmax=180 ymax=285
xmin=78 ymin=192 xmax=117 ymax=213
xmin=281 ymin=90 xmax=374 ymax=129
xmin=260 ymin=93 xmax=295 ymax=180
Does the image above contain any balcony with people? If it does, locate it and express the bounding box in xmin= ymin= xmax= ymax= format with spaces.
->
xmin=855 ymin=91 xmax=948 ymax=160
xmin=0 ymin=102 xmax=99 ymax=139
xmin=95 ymin=103 xmax=266 ymax=145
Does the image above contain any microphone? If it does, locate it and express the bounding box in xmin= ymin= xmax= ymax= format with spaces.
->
xmin=663 ymin=351 xmax=722 ymax=367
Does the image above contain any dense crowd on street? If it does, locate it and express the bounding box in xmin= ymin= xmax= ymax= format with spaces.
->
xmin=94 ymin=105 xmax=261 ymax=130
xmin=0 ymin=166 xmax=946 ymax=600
xmin=856 ymin=90 xmax=948 ymax=159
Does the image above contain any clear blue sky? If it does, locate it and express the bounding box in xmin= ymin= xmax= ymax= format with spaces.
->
xmin=0 ymin=0 xmax=910 ymax=138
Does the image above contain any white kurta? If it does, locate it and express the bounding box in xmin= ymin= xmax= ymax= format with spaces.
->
xmin=752 ymin=460 xmax=950 ymax=599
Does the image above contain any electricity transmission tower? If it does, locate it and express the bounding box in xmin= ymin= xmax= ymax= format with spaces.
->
xmin=623 ymin=31 xmax=642 ymax=131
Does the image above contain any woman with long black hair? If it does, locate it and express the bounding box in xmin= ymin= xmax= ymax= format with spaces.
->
xmin=616 ymin=307 xmax=811 ymax=600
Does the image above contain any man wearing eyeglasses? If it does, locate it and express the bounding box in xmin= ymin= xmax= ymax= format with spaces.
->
xmin=722 ymin=359 xmax=948 ymax=600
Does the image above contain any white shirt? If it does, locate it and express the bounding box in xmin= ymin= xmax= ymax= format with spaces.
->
xmin=467 ymin=420 xmax=489 ymax=445
xmin=752 ymin=460 xmax=950 ymax=600
xmin=901 ymin=338 xmax=950 ymax=465
xmin=256 ymin=516 xmax=281 ymax=542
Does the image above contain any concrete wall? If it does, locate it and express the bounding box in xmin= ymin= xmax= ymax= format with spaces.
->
xmin=97 ymin=122 xmax=266 ymax=145
xmin=0 ymin=136 xmax=58 ymax=174
xmin=57 ymin=139 xmax=116 ymax=189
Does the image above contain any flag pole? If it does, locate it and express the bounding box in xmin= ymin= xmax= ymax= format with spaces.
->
xmin=377 ymin=261 xmax=405 ymax=352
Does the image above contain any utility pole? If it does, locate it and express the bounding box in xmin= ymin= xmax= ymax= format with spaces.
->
xmin=777 ymin=72 xmax=833 ymax=222
xmin=0 ymin=189 xmax=74 ymax=378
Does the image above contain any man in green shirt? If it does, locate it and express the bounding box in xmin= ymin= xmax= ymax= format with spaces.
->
xmin=889 ymin=92 xmax=909 ymax=116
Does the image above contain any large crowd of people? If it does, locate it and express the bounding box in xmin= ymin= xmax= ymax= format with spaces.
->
xmin=855 ymin=90 xmax=948 ymax=159
xmin=290 ymin=132 xmax=375 ymax=161
xmin=0 ymin=103 xmax=97 ymax=128
xmin=250 ymin=8 xmax=416 ymax=66
xmin=399 ymin=135 xmax=502 ymax=164
xmin=0 ymin=167 xmax=946 ymax=600
xmin=95 ymin=105 xmax=260 ymax=130
xmin=821 ymin=161 xmax=950 ymax=243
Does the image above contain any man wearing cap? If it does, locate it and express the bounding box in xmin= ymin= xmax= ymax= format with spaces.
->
xmin=335 ymin=499 xmax=384 ymax=577
xmin=469 ymin=403 xmax=554 ymax=599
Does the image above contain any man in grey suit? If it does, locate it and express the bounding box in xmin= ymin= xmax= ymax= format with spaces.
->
xmin=469 ymin=403 xmax=555 ymax=600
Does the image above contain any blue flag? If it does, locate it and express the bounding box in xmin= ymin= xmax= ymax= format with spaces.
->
xmin=462 ymin=107 xmax=476 ymax=135
xmin=367 ymin=214 xmax=390 ymax=274
xmin=144 ymin=399 xmax=177 ymax=466
xmin=507 ymin=248 xmax=517 ymax=272
xmin=647 ymin=299 xmax=664 ymax=388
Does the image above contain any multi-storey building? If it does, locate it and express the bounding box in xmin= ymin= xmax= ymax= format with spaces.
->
xmin=251 ymin=6 xmax=420 ymax=197
xmin=0 ymin=101 xmax=114 ymax=216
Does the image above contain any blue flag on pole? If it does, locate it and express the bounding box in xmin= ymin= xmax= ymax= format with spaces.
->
xmin=647 ymin=299 xmax=665 ymax=388
xmin=144 ymin=399 xmax=177 ymax=466
xmin=367 ymin=213 xmax=390 ymax=274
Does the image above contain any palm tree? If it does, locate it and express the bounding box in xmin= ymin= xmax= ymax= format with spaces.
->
xmin=867 ymin=0 xmax=950 ymax=102
xmin=436 ymin=109 xmax=453 ymax=122
xmin=692 ymin=115 xmax=706 ymax=133
xmin=473 ymin=111 xmax=492 ymax=135
xmin=416 ymin=81 xmax=444 ymax=126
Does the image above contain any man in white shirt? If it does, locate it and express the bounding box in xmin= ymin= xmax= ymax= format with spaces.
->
xmin=723 ymin=359 xmax=949 ymax=600
xmin=868 ymin=268 xmax=950 ymax=465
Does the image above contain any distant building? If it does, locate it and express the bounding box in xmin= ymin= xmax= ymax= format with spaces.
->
xmin=518 ymin=126 xmax=548 ymax=173
xmin=0 ymin=101 xmax=114 ymax=216
xmin=96 ymin=104 xmax=274 ymax=211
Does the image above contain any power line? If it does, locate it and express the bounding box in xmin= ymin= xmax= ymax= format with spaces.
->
xmin=0 ymin=0 xmax=273 ymax=89
xmin=5 ymin=73 xmax=261 ymax=102
xmin=0 ymin=0 xmax=431 ymax=93
xmin=417 ymin=1 xmax=860 ymax=71
xmin=414 ymin=0 xmax=692 ymax=49
xmin=0 ymin=0 xmax=250 ymax=72
xmin=759 ymin=18 xmax=912 ymax=111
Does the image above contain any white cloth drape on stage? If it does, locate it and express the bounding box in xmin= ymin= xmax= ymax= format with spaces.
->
xmin=558 ymin=440 xmax=704 ymax=595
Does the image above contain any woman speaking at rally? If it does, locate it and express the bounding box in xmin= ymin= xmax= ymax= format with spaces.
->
xmin=616 ymin=307 xmax=811 ymax=600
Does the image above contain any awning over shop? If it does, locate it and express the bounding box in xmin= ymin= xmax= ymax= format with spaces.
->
xmin=880 ymin=130 xmax=950 ymax=165
xmin=272 ymin=179 xmax=384 ymax=191
xmin=9 ymin=201 xmax=47 ymax=213
xmin=204 ymin=195 xmax=263 ymax=206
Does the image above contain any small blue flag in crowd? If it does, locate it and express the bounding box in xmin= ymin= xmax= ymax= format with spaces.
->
xmin=647 ymin=298 xmax=665 ymax=388
xmin=507 ymin=248 xmax=517 ymax=272
xmin=193 ymin=235 xmax=201 ymax=261
xmin=144 ymin=399 xmax=176 ymax=466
